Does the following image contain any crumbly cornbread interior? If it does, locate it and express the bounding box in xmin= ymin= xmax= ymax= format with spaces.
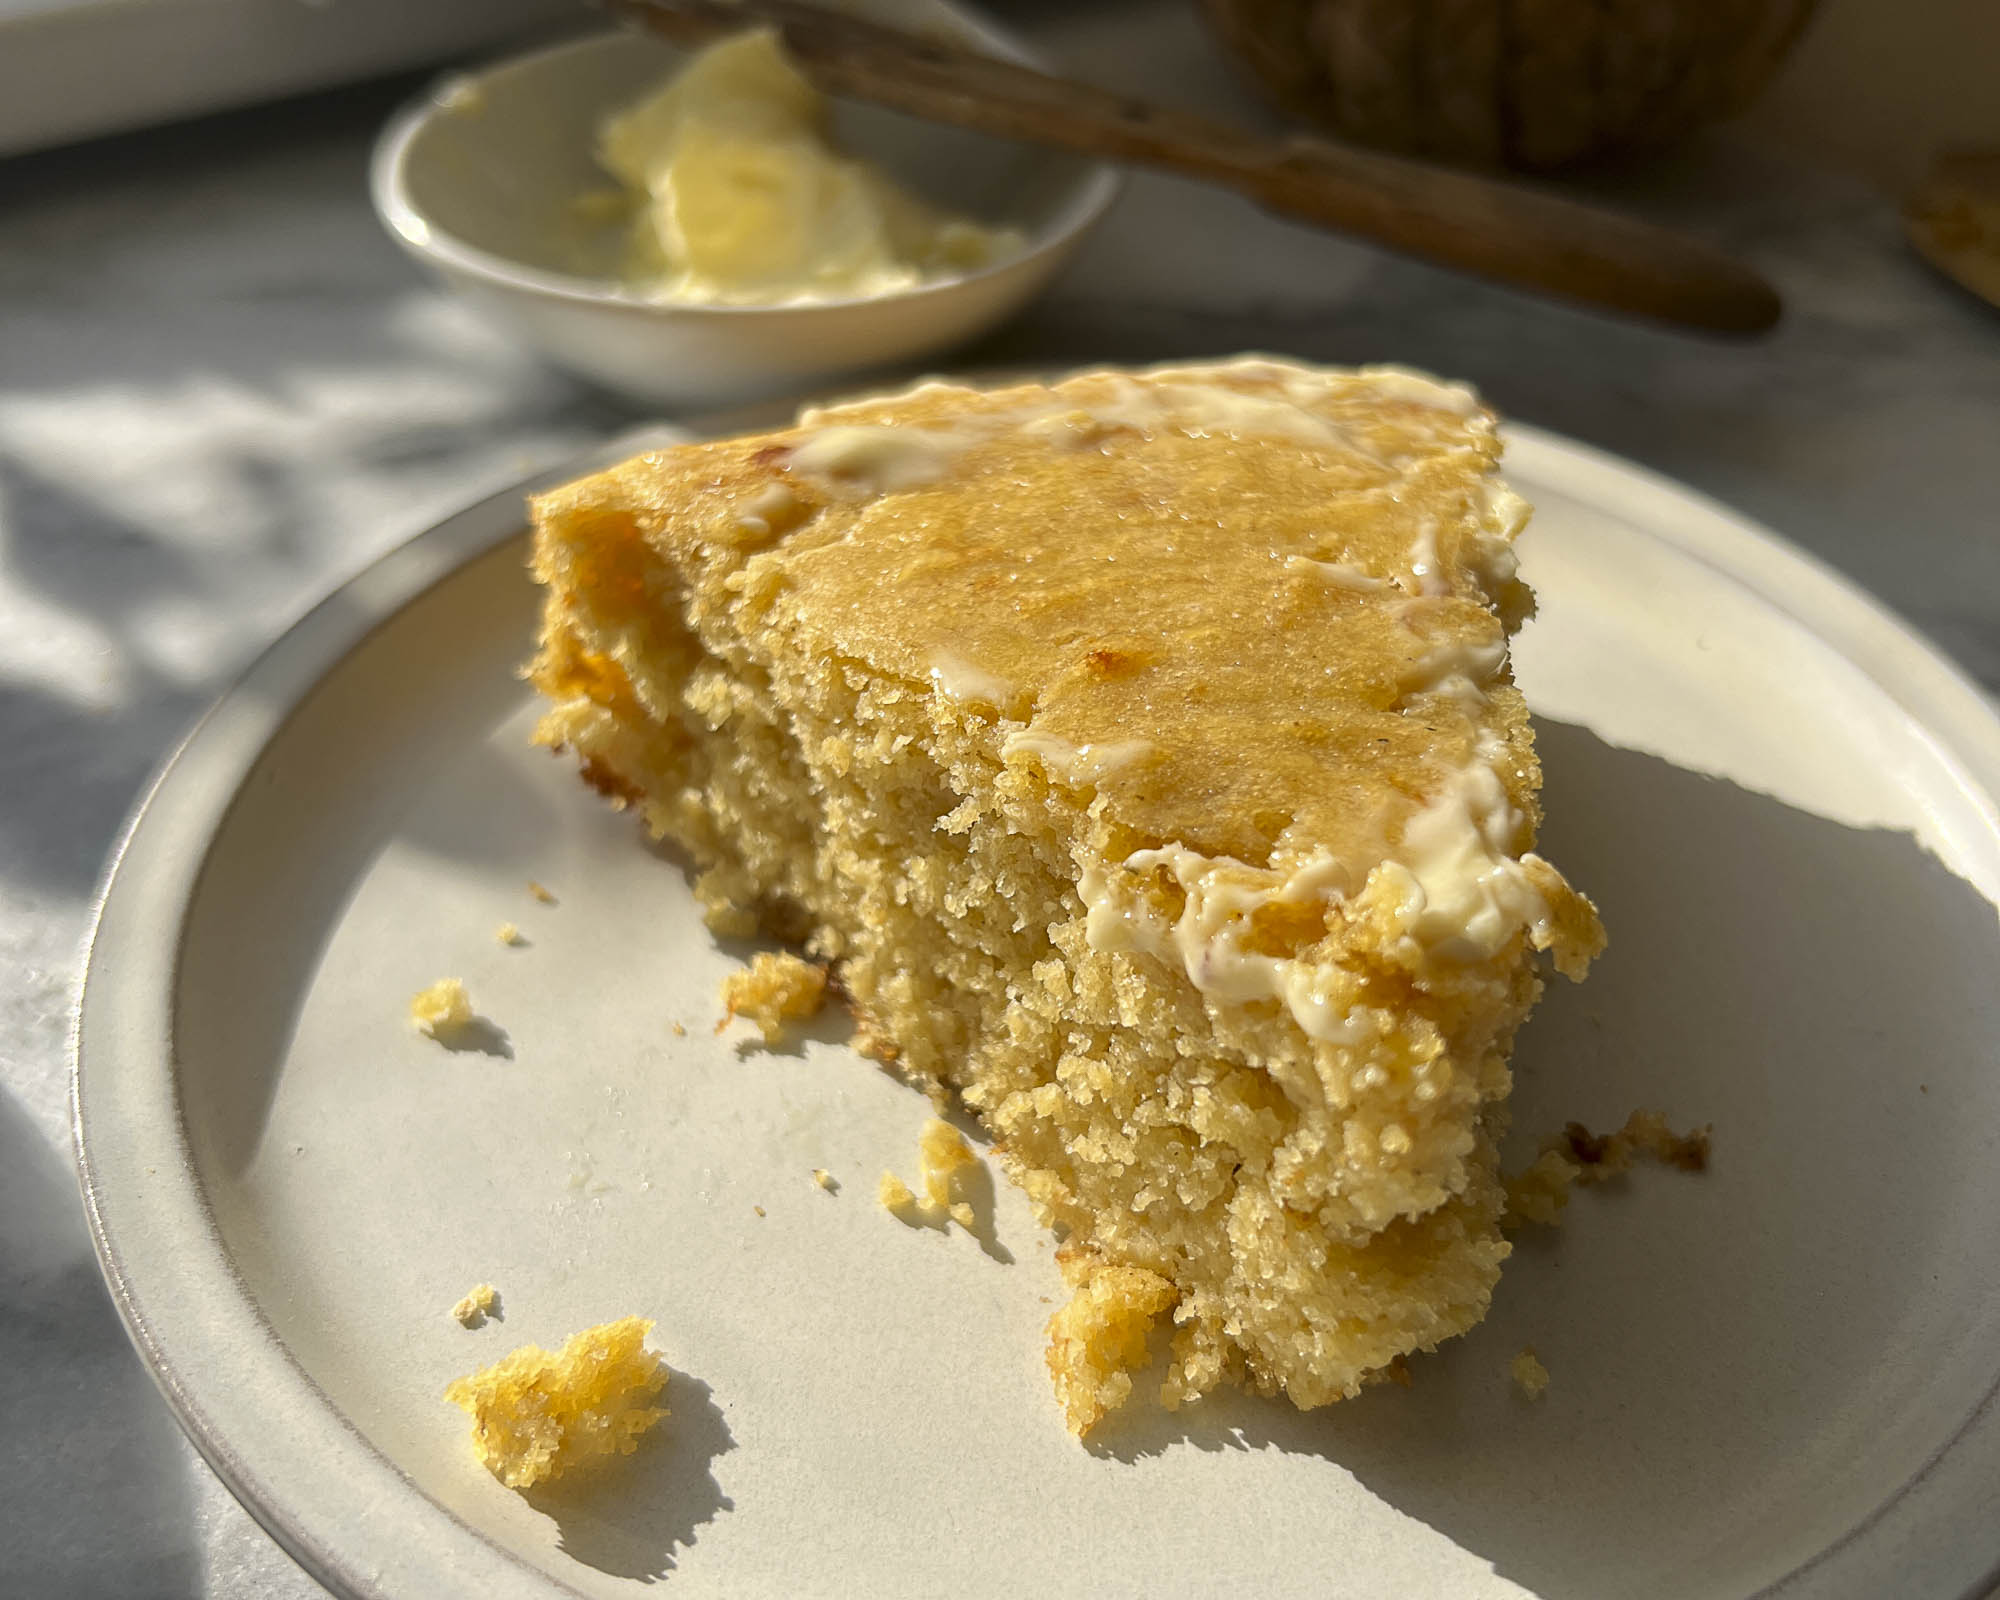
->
xmin=527 ymin=358 xmax=1603 ymax=1433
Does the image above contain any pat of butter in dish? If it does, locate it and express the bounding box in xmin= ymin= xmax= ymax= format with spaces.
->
xmin=597 ymin=28 xmax=1025 ymax=305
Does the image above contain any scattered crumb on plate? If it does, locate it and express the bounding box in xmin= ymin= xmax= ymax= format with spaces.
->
xmin=444 ymin=1315 xmax=666 ymax=1489
xmin=670 ymin=1021 xmax=688 ymax=1037
xmin=812 ymin=1168 xmax=836 ymax=1192
xmin=1511 ymin=1346 xmax=1550 ymax=1399
xmin=753 ymin=1205 xmax=766 ymax=1217
xmin=1505 ymin=1109 xmax=1711 ymax=1227
xmin=450 ymin=1283 xmax=500 ymax=1327
xmin=410 ymin=978 xmax=474 ymax=1038
xmin=719 ymin=951 xmax=828 ymax=1046
xmin=495 ymin=922 xmax=523 ymax=946
xmin=880 ymin=1118 xmax=982 ymax=1231
xmin=1565 ymin=1110 xmax=1711 ymax=1175
xmin=527 ymin=880 xmax=557 ymax=904
xmin=878 ymin=1171 xmax=918 ymax=1215
xmin=918 ymin=1118 xmax=978 ymax=1228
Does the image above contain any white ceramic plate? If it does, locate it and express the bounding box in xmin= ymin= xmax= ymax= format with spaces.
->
xmin=76 ymin=417 xmax=2000 ymax=1600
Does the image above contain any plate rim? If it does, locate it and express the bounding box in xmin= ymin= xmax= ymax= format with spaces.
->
xmin=71 ymin=417 xmax=2000 ymax=1600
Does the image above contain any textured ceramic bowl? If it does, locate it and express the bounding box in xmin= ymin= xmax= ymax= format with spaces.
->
xmin=370 ymin=19 xmax=1120 ymax=410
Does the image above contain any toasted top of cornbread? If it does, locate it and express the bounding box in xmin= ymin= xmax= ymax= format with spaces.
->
xmin=532 ymin=358 xmax=1600 ymax=1042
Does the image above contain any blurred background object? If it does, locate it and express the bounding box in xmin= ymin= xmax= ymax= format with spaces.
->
xmin=4 ymin=0 xmax=1994 ymax=203
xmin=1904 ymin=149 xmax=2000 ymax=312
xmin=1735 ymin=0 xmax=2000 ymax=194
xmin=1196 ymin=0 xmax=1822 ymax=171
xmin=1192 ymin=0 xmax=2000 ymax=205
xmin=0 ymin=0 xmax=574 ymax=158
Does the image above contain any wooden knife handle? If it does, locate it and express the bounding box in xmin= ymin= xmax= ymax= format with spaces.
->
xmin=607 ymin=0 xmax=1781 ymax=334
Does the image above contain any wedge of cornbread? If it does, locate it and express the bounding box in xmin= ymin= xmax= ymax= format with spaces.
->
xmin=527 ymin=358 xmax=1603 ymax=1433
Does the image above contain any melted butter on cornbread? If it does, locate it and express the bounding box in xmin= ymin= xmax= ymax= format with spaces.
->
xmin=527 ymin=357 xmax=1604 ymax=1432
xmin=764 ymin=360 xmax=1532 ymax=867
xmin=763 ymin=359 xmax=1584 ymax=1047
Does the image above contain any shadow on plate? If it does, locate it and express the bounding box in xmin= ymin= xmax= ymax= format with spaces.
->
xmin=396 ymin=728 xmax=566 ymax=874
xmin=523 ymin=1368 xmax=737 ymax=1582
xmin=434 ymin=1015 xmax=514 ymax=1059
xmin=708 ymin=953 xmax=1022 ymax=1267
xmin=1085 ymin=719 xmax=2000 ymax=1600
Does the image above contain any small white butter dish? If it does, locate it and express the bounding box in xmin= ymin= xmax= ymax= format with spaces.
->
xmin=370 ymin=17 xmax=1119 ymax=410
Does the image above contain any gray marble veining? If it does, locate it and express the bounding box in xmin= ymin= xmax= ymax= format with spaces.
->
xmin=1 ymin=2 xmax=1995 ymax=1594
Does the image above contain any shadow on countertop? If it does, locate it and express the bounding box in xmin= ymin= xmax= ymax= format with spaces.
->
xmin=0 ymin=1091 xmax=204 ymax=1598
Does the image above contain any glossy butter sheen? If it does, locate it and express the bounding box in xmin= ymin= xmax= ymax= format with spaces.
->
xmin=763 ymin=359 xmax=1533 ymax=874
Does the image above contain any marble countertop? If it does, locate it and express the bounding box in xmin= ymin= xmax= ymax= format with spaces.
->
xmin=2 ymin=3 xmax=1995 ymax=1594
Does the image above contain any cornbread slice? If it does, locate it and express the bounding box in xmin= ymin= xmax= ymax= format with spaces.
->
xmin=527 ymin=358 xmax=1603 ymax=1432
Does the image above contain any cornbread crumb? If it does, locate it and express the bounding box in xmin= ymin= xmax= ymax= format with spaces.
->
xmin=527 ymin=880 xmax=557 ymax=904
xmin=444 ymin=1315 xmax=667 ymax=1489
xmin=496 ymin=922 xmax=523 ymax=946
xmin=719 ymin=951 xmax=828 ymax=1046
xmin=451 ymin=1283 xmax=500 ymax=1327
xmin=410 ymin=978 xmax=474 ymax=1038
xmin=753 ymin=1205 xmax=766 ymax=1217
xmin=880 ymin=1120 xmax=983 ymax=1231
xmin=671 ymin=1021 xmax=688 ymax=1037
xmin=1504 ymin=1150 xmax=1581 ymax=1227
xmin=1046 ymin=1253 xmax=1179 ymax=1435
xmin=1511 ymin=1346 xmax=1550 ymax=1399
xmin=812 ymin=1168 xmax=835 ymax=1191
xmin=1505 ymin=1110 xmax=1712 ymax=1227
xmin=1571 ymin=1109 xmax=1711 ymax=1175
xmin=919 ymin=1119 xmax=978 ymax=1230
